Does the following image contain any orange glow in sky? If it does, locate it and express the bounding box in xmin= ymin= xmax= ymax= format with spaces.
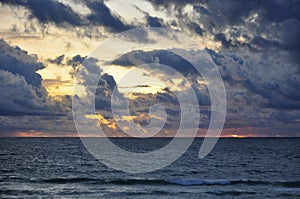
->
xmin=10 ymin=131 xmax=78 ymax=137
xmin=227 ymin=134 xmax=245 ymax=138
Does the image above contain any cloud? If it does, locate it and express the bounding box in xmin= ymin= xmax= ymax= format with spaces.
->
xmin=0 ymin=39 xmax=44 ymax=87
xmin=144 ymin=0 xmax=300 ymax=63
xmin=208 ymin=49 xmax=300 ymax=131
xmin=0 ymin=70 xmax=58 ymax=116
xmin=86 ymin=1 xmax=132 ymax=32
xmin=108 ymin=47 xmax=300 ymax=133
xmin=0 ymin=0 xmax=133 ymax=33
xmin=214 ymin=33 xmax=232 ymax=48
xmin=0 ymin=0 xmax=84 ymax=26
xmin=67 ymin=54 xmax=86 ymax=67
xmin=0 ymin=39 xmax=74 ymax=135
xmin=40 ymin=41 xmax=300 ymax=136
xmin=146 ymin=16 xmax=163 ymax=27
xmin=111 ymin=49 xmax=198 ymax=76
xmin=141 ymin=0 xmax=300 ymax=120
xmin=188 ymin=22 xmax=203 ymax=36
xmin=1 ymin=0 xmax=299 ymax=136
xmin=94 ymin=73 xmax=121 ymax=112
xmin=0 ymin=115 xmax=76 ymax=135
xmin=46 ymin=54 xmax=87 ymax=78
xmin=47 ymin=54 xmax=65 ymax=65
xmin=46 ymin=54 xmax=86 ymax=68
xmin=0 ymin=39 xmax=67 ymax=117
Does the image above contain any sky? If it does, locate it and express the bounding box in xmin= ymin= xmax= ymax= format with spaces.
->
xmin=0 ymin=0 xmax=299 ymax=137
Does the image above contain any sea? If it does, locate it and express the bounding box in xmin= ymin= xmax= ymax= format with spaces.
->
xmin=0 ymin=138 xmax=299 ymax=198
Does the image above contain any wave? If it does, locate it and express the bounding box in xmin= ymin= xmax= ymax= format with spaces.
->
xmin=208 ymin=190 xmax=256 ymax=196
xmin=28 ymin=177 xmax=98 ymax=184
xmin=166 ymin=179 xmax=231 ymax=186
xmin=273 ymin=187 xmax=300 ymax=194
xmin=231 ymin=179 xmax=300 ymax=187
xmin=107 ymin=179 xmax=231 ymax=186
xmin=28 ymin=177 xmax=300 ymax=187
xmin=30 ymin=177 xmax=231 ymax=186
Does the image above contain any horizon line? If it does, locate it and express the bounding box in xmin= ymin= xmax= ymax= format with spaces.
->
xmin=1 ymin=136 xmax=299 ymax=138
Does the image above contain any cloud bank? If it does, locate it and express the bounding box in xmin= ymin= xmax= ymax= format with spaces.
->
xmin=0 ymin=0 xmax=299 ymax=136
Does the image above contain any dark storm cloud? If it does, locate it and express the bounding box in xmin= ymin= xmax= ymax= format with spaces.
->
xmin=0 ymin=0 xmax=83 ymax=26
xmin=275 ymin=19 xmax=300 ymax=63
xmin=146 ymin=0 xmax=300 ymax=60
xmin=95 ymin=73 xmax=121 ymax=111
xmin=148 ymin=0 xmax=300 ymax=23
xmin=86 ymin=1 xmax=132 ymax=32
xmin=0 ymin=39 xmax=65 ymax=118
xmin=0 ymin=39 xmax=43 ymax=87
xmin=148 ymin=0 xmax=255 ymax=26
xmin=111 ymin=50 xmax=198 ymax=75
xmin=132 ymin=5 xmax=164 ymax=28
xmin=144 ymin=0 xmax=300 ymax=119
xmin=249 ymin=36 xmax=280 ymax=50
xmin=206 ymin=1 xmax=300 ymax=64
xmin=214 ymin=33 xmax=232 ymax=48
xmin=188 ymin=22 xmax=203 ymax=36
xmin=146 ymin=16 xmax=163 ymax=27
xmin=0 ymin=70 xmax=61 ymax=116
xmin=208 ymin=48 xmax=300 ymax=109
xmin=259 ymin=0 xmax=300 ymax=22
xmin=110 ymin=47 xmax=300 ymax=132
xmin=246 ymin=75 xmax=300 ymax=110
xmin=208 ymin=49 xmax=300 ymax=131
xmin=1 ymin=0 xmax=299 ymax=135
xmin=0 ymin=40 xmax=77 ymax=135
xmin=221 ymin=19 xmax=300 ymax=63
xmin=0 ymin=40 xmax=127 ymax=135
xmin=0 ymin=0 xmax=132 ymax=32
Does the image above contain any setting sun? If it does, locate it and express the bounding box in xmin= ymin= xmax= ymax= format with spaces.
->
xmin=230 ymin=134 xmax=245 ymax=138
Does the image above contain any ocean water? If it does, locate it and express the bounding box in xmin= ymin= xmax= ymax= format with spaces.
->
xmin=0 ymin=138 xmax=299 ymax=198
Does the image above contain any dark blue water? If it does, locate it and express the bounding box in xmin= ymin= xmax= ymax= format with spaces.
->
xmin=1 ymin=138 xmax=299 ymax=198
